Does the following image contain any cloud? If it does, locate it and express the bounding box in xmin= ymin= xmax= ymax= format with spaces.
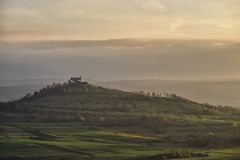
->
xmin=212 ymin=42 xmax=224 ymax=47
xmin=140 ymin=0 xmax=166 ymax=13
xmin=218 ymin=24 xmax=234 ymax=29
xmin=0 ymin=0 xmax=239 ymax=41
xmin=170 ymin=17 xmax=185 ymax=31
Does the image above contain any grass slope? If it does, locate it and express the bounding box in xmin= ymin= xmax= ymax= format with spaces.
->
xmin=0 ymin=81 xmax=240 ymax=160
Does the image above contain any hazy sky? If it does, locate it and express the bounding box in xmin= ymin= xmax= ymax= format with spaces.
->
xmin=0 ymin=0 xmax=240 ymax=41
xmin=0 ymin=40 xmax=240 ymax=80
xmin=0 ymin=1 xmax=240 ymax=80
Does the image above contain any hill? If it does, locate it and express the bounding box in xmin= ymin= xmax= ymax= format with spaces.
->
xmin=0 ymin=84 xmax=45 ymax=102
xmin=1 ymin=78 xmax=240 ymax=109
xmin=0 ymin=79 xmax=240 ymax=160
xmin=1 ymin=80 xmax=239 ymax=122
xmin=92 ymin=79 xmax=240 ymax=108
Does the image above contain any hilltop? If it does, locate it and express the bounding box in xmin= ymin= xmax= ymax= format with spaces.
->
xmin=0 ymin=78 xmax=240 ymax=160
xmin=1 ymin=79 xmax=239 ymax=123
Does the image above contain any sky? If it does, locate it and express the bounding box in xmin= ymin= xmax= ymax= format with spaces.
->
xmin=0 ymin=40 xmax=240 ymax=80
xmin=0 ymin=0 xmax=240 ymax=41
xmin=0 ymin=0 xmax=240 ymax=81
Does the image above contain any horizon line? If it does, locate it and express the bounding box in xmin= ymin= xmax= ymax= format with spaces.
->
xmin=1 ymin=77 xmax=240 ymax=82
xmin=1 ymin=38 xmax=240 ymax=43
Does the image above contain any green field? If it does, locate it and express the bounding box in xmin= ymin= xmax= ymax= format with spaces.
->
xmin=1 ymin=121 xmax=240 ymax=160
xmin=0 ymin=82 xmax=240 ymax=160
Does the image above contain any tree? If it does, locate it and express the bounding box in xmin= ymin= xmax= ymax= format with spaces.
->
xmin=152 ymin=92 xmax=156 ymax=97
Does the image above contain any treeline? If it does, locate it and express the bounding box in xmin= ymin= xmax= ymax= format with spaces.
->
xmin=136 ymin=91 xmax=184 ymax=99
xmin=15 ymin=82 xmax=90 ymax=102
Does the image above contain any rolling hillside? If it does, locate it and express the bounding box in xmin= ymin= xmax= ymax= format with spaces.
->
xmin=93 ymin=79 xmax=240 ymax=108
xmin=0 ymin=80 xmax=240 ymax=160
xmin=1 ymin=80 xmax=239 ymax=122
